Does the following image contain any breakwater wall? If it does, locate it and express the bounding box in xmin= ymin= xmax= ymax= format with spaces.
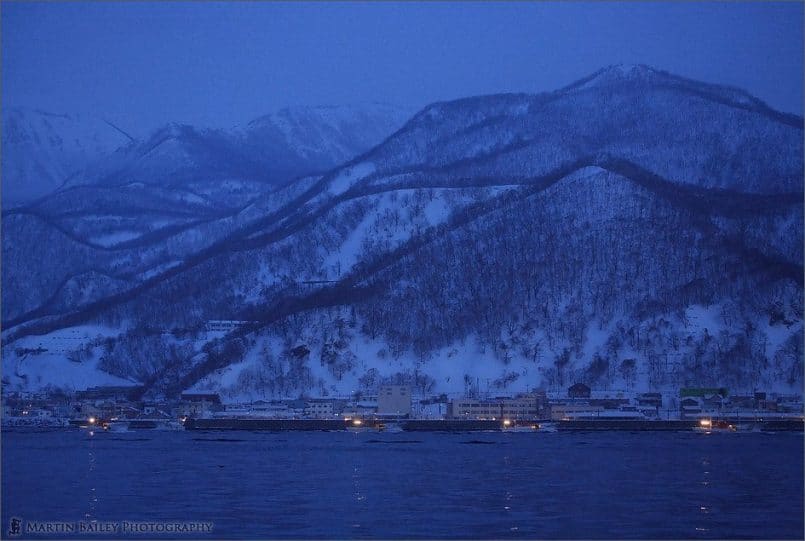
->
xmin=183 ymin=417 xmax=804 ymax=432
xmin=184 ymin=418 xmax=507 ymax=431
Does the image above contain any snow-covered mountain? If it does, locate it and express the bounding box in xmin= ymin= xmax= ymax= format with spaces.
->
xmin=2 ymin=103 xmax=413 ymax=207
xmin=60 ymin=103 xmax=414 ymax=192
xmin=2 ymin=65 xmax=802 ymax=401
xmin=1 ymin=108 xmax=134 ymax=205
xmin=0 ymin=103 xmax=413 ymax=324
xmin=237 ymin=103 xmax=414 ymax=178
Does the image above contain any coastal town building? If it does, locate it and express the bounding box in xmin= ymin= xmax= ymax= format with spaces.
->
xmin=75 ymin=385 xmax=144 ymax=402
xmin=178 ymin=393 xmax=222 ymax=418
xmin=377 ymin=385 xmax=412 ymax=417
xmin=2 ymin=384 xmax=803 ymax=429
xmin=305 ymin=400 xmax=335 ymax=418
xmin=550 ymin=403 xmax=604 ymax=420
xmin=449 ymin=392 xmax=546 ymax=420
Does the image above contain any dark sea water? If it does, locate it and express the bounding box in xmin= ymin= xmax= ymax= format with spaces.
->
xmin=2 ymin=429 xmax=803 ymax=539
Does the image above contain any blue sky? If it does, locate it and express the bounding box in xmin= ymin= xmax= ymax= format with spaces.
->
xmin=2 ymin=1 xmax=802 ymax=136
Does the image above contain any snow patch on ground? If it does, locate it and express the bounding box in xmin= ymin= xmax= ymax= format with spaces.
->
xmin=10 ymin=325 xmax=121 ymax=352
xmin=177 ymin=191 xmax=207 ymax=205
xmin=321 ymin=187 xmax=484 ymax=279
xmin=2 ymin=325 xmax=132 ymax=392
xmin=762 ymin=319 xmax=802 ymax=362
xmin=568 ymin=165 xmax=609 ymax=180
xmin=327 ymin=162 xmax=376 ymax=197
xmin=138 ymin=260 xmax=183 ymax=280
xmin=684 ymin=304 xmax=726 ymax=336
xmin=581 ymin=320 xmax=612 ymax=360
xmin=3 ymin=353 xmax=134 ymax=392
xmin=421 ymin=196 xmax=451 ymax=226
xmin=91 ymin=230 xmax=141 ymax=247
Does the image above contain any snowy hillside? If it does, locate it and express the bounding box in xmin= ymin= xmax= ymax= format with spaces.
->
xmin=1 ymin=108 xmax=133 ymax=204
xmin=238 ymin=103 xmax=414 ymax=175
xmin=60 ymin=103 xmax=414 ymax=193
xmin=1 ymin=103 xmax=412 ymax=324
xmin=2 ymin=65 xmax=802 ymax=400
xmin=365 ymin=65 xmax=802 ymax=194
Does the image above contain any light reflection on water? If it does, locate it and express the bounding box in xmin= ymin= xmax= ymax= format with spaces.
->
xmin=2 ymin=429 xmax=803 ymax=539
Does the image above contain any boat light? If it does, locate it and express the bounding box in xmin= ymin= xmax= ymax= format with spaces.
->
xmin=503 ymin=419 xmax=512 ymax=427
xmin=88 ymin=417 xmax=96 ymax=425
xmin=699 ymin=419 xmax=711 ymax=428
xmin=353 ymin=419 xmax=363 ymax=426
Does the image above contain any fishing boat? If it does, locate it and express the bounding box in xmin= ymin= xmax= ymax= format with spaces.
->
xmin=105 ymin=420 xmax=130 ymax=432
xmin=378 ymin=422 xmax=404 ymax=433
xmin=695 ymin=418 xmax=736 ymax=433
xmin=502 ymin=420 xmax=540 ymax=432
xmin=346 ymin=418 xmax=373 ymax=432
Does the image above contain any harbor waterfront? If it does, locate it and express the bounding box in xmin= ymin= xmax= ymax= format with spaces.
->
xmin=2 ymin=429 xmax=803 ymax=539
xmin=5 ymin=384 xmax=804 ymax=433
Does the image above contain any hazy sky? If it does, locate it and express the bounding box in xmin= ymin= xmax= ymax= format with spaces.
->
xmin=2 ymin=1 xmax=802 ymax=137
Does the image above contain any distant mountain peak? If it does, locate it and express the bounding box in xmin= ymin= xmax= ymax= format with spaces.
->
xmin=1 ymin=108 xmax=134 ymax=205
xmin=566 ymin=63 xmax=667 ymax=91
xmin=562 ymin=64 xmax=791 ymax=118
xmin=237 ymin=102 xmax=414 ymax=168
xmin=149 ymin=122 xmax=197 ymax=140
xmin=602 ymin=63 xmax=658 ymax=76
xmin=244 ymin=102 xmax=412 ymax=131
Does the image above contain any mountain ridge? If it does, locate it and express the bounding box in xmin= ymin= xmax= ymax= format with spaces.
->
xmin=4 ymin=155 xmax=800 ymax=338
xmin=2 ymin=65 xmax=802 ymax=398
xmin=2 ymin=103 xmax=414 ymax=206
